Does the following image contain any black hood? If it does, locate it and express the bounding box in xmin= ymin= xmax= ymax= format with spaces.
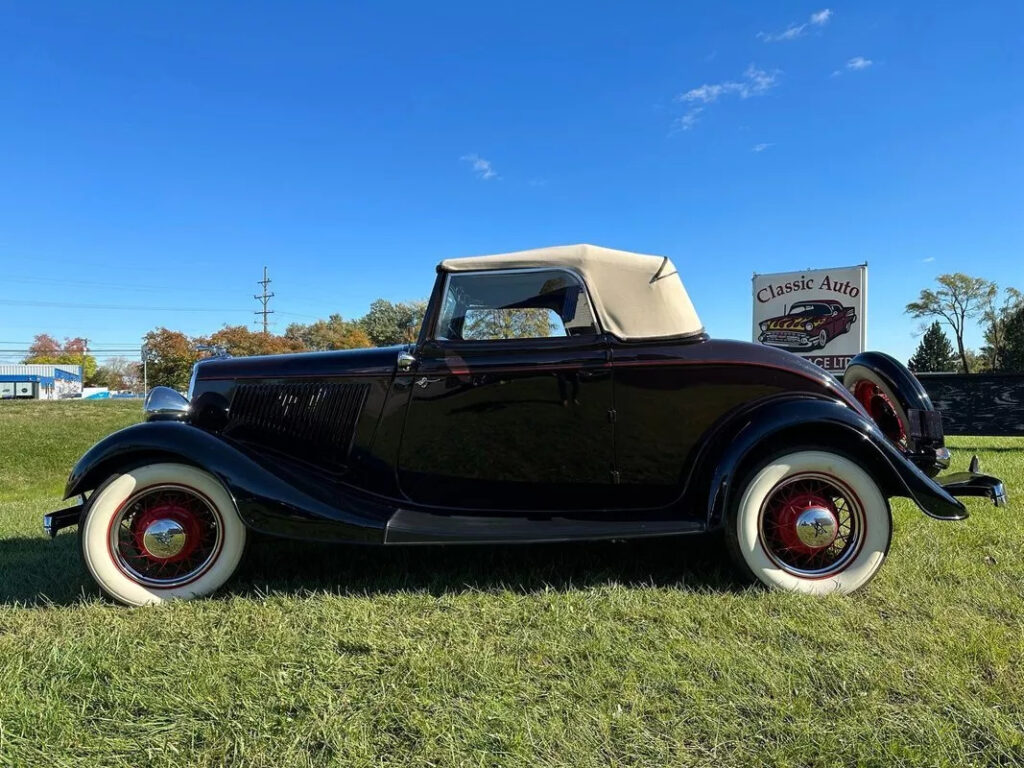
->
xmin=193 ymin=344 xmax=407 ymax=382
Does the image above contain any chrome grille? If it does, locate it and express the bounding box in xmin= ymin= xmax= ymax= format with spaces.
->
xmin=226 ymin=381 xmax=369 ymax=466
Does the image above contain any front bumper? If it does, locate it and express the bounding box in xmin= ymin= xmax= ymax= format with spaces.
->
xmin=43 ymin=499 xmax=84 ymax=538
xmin=759 ymin=331 xmax=813 ymax=349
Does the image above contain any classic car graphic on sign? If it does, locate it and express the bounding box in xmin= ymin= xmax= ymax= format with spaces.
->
xmin=46 ymin=245 xmax=1006 ymax=605
xmin=758 ymin=299 xmax=857 ymax=351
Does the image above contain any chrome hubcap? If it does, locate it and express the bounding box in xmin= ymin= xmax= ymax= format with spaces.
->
xmin=794 ymin=507 xmax=839 ymax=549
xmin=141 ymin=518 xmax=187 ymax=559
xmin=759 ymin=473 xmax=863 ymax=577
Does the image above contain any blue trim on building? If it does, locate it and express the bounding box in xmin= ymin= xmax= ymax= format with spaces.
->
xmin=0 ymin=374 xmax=56 ymax=385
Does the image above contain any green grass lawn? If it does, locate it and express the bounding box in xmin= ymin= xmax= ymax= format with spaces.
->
xmin=1 ymin=399 xmax=1023 ymax=767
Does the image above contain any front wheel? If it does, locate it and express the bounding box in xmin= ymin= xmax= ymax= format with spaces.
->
xmin=725 ymin=450 xmax=892 ymax=595
xmin=80 ymin=463 xmax=246 ymax=606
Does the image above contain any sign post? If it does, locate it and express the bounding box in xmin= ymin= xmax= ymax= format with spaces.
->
xmin=752 ymin=264 xmax=868 ymax=373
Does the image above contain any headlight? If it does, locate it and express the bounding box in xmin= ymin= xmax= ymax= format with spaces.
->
xmin=804 ymin=322 xmax=814 ymax=332
xmin=760 ymin=321 xmax=768 ymax=331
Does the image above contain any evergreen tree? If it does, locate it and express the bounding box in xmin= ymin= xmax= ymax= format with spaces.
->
xmin=1001 ymin=305 xmax=1024 ymax=373
xmin=908 ymin=321 xmax=956 ymax=373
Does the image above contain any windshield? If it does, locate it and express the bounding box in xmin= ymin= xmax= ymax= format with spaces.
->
xmin=788 ymin=303 xmax=832 ymax=317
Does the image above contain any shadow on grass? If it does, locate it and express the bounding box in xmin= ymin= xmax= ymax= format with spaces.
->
xmin=946 ymin=444 xmax=1021 ymax=454
xmin=0 ymin=533 xmax=87 ymax=607
xmin=0 ymin=532 xmax=742 ymax=608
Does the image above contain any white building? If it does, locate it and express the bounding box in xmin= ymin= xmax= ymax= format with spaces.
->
xmin=0 ymin=364 xmax=83 ymax=400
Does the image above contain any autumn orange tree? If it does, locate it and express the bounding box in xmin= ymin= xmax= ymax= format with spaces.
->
xmin=284 ymin=314 xmax=371 ymax=351
xmin=23 ymin=333 xmax=99 ymax=383
xmin=205 ymin=325 xmax=307 ymax=357
xmin=142 ymin=328 xmax=202 ymax=391
xmin=128 ymin=296 xmax=428 ymax=390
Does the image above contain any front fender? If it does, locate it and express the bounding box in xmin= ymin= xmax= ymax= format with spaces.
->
xmin=65 ymin=422 xmax=389 ymax=543
xmin=701 ymin=396 xmax=966 ymax=527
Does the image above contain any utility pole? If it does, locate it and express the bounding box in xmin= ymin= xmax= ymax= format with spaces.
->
xmin=142 ymin=346 xmax=148 ymax=406
xmin=254 ymin=266 xmax=275 ymax=334
xmin=81 ymin=338 xmax=89 ymax=395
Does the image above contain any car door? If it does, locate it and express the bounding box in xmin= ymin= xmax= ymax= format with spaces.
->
xmin=397 ymin=267 xmax=615 ymax=512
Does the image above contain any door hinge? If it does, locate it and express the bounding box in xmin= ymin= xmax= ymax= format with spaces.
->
xmin=607 ymin=408 xmax=617 ymax=423
xmin=611 ymin=470 xmax=621 ymax=484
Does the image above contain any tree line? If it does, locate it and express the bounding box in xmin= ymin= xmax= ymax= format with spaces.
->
xmin=907 ymin=273 xmax=1023 ymax=373
xmin=24 ymin=271 xmax=1023 ymax=392
xmin=22 ymin=298 xmax=427 ymax=392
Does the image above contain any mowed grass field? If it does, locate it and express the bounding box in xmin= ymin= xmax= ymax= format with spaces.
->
xmin=1 ymin=400 xmax=1023 ymax=768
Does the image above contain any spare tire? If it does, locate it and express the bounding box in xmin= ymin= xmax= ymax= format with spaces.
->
xmin=843 ymin=352 xmax=945 ymax=476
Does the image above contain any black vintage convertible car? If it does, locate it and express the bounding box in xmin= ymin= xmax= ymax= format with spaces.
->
xmin=47 ymin=245 xmax=1006 ymax=605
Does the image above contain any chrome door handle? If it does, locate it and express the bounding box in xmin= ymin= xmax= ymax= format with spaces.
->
xmin=397 ymin=352 xmax=417 ymax=372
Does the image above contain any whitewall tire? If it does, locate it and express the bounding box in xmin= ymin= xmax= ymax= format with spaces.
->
xmin=726 ymin=450 xmax=892 ymax=595
xmin=80 ymin=463 xmax=246 ymax=606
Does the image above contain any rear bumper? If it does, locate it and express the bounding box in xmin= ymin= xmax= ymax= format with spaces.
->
xmin=937 ymin=471 xmax=1007 ymax=508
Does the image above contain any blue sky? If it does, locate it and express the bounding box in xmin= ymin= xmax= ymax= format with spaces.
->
xmin=1 ymin=1 xmax=1021 ymax=363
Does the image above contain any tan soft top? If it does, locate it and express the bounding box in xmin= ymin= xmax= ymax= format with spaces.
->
xmin=439 ymin=244 xmax=703 ymax=340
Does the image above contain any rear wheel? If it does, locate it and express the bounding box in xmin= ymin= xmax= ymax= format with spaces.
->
xmin=725 ymin=450 xmax=892 ymax=595
xmin=80 ymin=463 xmax=246 ymax=606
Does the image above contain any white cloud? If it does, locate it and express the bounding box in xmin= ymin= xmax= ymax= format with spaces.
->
xmin=752 ymin=143 xmax=773 ymax=152
xmin=682 ymin=83 xmax=729 ymax=103
xmin=921 ymin=256 xmax=935 ymax=263
xmin=758 ymin=26 xmax=804 ymax=42
xmin=758 ymin=8 xmax=832 ymax=42
xmin=832 ymin=57 xmax=874 ymax=76
xmin=460 ymin=154 xmax=498 ymax=180
xmin=678 ymin=65 xmax=780 ymax=104
xmin=672 ymin=66 xmax=779 ymax=134
xmin=672 ymin=107 xmax=704 ymax=132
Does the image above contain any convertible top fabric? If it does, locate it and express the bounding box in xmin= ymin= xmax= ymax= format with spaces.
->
xmin=439 ymin=244 xmax=703 ymax=341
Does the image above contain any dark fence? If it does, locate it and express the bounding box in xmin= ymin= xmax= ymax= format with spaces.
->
xmin=917 ymin=373 xmax=1024 ymax=436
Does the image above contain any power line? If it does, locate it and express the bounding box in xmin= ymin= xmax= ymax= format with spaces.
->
xmin=3 ymin=275 xmax=229 ymax=294
xmin=254 ymin=266 xmax=274 ymax=334
xmin=0 ymin=299 xmax=251 ymax=312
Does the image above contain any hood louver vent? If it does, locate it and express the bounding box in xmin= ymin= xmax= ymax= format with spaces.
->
xmin=226 ymin=382 xmax=370 ymax=468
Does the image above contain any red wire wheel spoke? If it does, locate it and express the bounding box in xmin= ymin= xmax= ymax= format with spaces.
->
xmin=758 ymin=473 xmax=866 ymax=579
xmin=853 ymin=380 xmax=907 ymax=448
xmin=109 ymin=485 xmax=224 ymax=588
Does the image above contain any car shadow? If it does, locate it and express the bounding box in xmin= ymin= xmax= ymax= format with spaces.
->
xmin=0 ymin=532 xmax=744 ymax=608
xmin=232 ymin=533 xmax=743 ymax=599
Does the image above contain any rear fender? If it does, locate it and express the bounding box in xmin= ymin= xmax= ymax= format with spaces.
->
xmin=698 ymin=396 xmax=966 ymax=528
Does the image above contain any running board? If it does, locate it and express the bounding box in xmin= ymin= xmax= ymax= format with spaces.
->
xmin=384 ymin=509 xmax=704 ymax=545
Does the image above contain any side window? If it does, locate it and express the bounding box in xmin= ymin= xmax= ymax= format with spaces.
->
xmin=436 ymin=270 xmax=598 ymax=341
